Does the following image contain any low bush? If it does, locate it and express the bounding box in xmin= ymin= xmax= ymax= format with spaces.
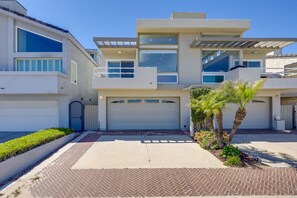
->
xmin=0 ymin=128 xmax=73 ymax=162
xmin=194 ymin=131 xmax=229 ymax=150
xmin=220 ymin=145 xmax=241 ymax=158
xmin=224 ymin=156 xmax=242 ymax=166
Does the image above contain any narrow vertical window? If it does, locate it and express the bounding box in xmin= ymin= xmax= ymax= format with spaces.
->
xmin=71 ymin=60 xmax=77 ymax=84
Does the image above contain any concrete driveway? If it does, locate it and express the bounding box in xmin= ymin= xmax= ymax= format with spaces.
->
xmin=72 ymin=134 xmax=225 ymax=169
xmin=233 ymin=133 xmax=297 ymax=167
xmin=0 ymin=132 xmax=33 ymax=143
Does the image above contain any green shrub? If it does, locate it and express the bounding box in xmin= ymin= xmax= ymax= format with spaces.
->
xmin=224 ymin=156 xmax=242 ymax=166
xmin=0 ymin=128 xmax=73 ymax=162
xmin=194 ymin=131 xmax=229 ymax=150
xmin=220 ymin=145 xmax=241 ymax=157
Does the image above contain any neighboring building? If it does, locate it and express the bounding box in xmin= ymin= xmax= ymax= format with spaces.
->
xmin=92 ymin=12 xmax=297 ymax=134
xmin=0 ymin=0 xmax=98 ymax=132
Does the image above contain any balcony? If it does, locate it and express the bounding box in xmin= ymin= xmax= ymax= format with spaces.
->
xmin=92 ymin=66 xmax=157 ymax=90
xmin=0 ymin=71 xmax=68 ymax=94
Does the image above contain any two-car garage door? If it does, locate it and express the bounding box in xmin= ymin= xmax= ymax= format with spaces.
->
xmin=107 ymin=97 xmax=180 ymax=130
xmin=0 ymin=101 xmax=59 ymax=131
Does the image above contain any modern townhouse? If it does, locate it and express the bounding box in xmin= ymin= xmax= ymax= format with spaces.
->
xmin=92 ymin=12 xmax=297 ymax=135
xmin=0 ymin=0 xmax=98 ymax=132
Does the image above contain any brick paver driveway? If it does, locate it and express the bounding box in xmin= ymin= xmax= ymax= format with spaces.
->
xmin=3 ymin=132 xmax=297 ymax=197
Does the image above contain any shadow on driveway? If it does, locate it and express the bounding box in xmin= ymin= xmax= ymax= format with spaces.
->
xmin=233 ymin=133 xmax=297 ymax=167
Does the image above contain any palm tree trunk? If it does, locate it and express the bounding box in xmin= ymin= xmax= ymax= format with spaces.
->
xmin=205 ymin=116 xmax=217 ymax=140
xmin=216 ymin=109 xmax=224 ymax=148
xmin=229 ymin=107 xmax=246 ymax=143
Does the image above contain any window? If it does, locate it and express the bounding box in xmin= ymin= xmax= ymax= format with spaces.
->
xmin=202 ymin=50 xmax=239 ymax=72
xmin=127 ymin=99 xmax=142 ymax=103
xmin=157 ymin=74 xmax=178 ymax=84
xmin=202 ymin=74 xmax=225 ymax=84
xmin=145 ymin=99 xmax=159 ymax=103
xmin=15 ymin=58 xmax=62 ymax=72
xmin=71 ymin=61 xmax=77 ymax=84
xmin=139 ymin=34 xmax=177 ymax=45
xmin=243 ymin=60 xmax=262 ymax=68
xmin=107 ymin=60 xmax=134 ymax=78
xmin=17 ymin=28 xmax=62 ymax=52
xmin=111 ymin=100 xmax=125 ymax=104
xmin=139 ymin=50 xmax=177 ymax=73
xmin=162 ymin=100 xmax=176 ymax=103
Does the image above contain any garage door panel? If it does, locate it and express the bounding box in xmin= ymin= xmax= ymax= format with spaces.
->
xmin=223 ymin=98 xmax=271 ymax=129
xmin=0 ymin=101 xmax=59 ymax=132
xmin=108 ymin=98 xmax=179 ymax=130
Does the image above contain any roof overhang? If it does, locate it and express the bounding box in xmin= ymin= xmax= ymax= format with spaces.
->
xmin=93 ymin=37 xmax=138 ymax=48
xmin=190 ymin=37 xmax=297 ymax=49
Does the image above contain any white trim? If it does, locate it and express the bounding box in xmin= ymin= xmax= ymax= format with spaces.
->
xmin=157 ymin=73 xmax=178 ymax=84
xmin=202 ymin=73 xmax=225 ymax=84
xmin=71 ymin=60 xmax=77 ymax=84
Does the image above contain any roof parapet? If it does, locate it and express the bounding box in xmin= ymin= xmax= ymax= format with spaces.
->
xmin=171 ymin=12 xmax=206 ymax=19
xmin=0 ymin=0 xmax=26 ymax=15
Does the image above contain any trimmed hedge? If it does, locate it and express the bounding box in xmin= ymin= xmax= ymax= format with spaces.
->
xmin=0 ymin=128 xmax=73 ymax=162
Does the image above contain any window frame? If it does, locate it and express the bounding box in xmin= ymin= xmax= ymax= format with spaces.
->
xmin=15 ymin=26 xmax=63 ymax=53
xmin=71 ymin=60 xmax=78 ymax=84
xmin=139 ymin=49 xmax=178 ymax=73
xmin=139 ymin=33 xmax=178 ymax=45
xmin=106 ymin=59 xmax=135 ymax=78
xmin=157 ymin=73 xmax=178 ymax=84
xmin=243 ymin=59 xmax=263 ymax=68
xmin=202 ymin=73 xmax=225 ymax=84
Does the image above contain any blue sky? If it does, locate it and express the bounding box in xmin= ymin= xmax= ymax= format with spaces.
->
xmin=19 ymin=0 xmax=297 ymax=53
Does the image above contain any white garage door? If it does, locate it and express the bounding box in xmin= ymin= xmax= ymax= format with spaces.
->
xmin=107 ymin=98 xmax=180 ymax=130
xmin=223 ymin=98 xmax=271 ymax=129
xmin=0 ymin=101 xmax=59 ymax=131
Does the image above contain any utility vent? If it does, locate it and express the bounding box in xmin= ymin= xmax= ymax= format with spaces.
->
xmin=171 ymin=12 xmax=206 ymax=19
xmin=0 ymin=0 xmax=27 ymax=15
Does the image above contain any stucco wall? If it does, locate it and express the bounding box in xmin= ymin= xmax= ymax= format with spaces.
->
xmin=265 ymin=57 xmax=297 ymax=73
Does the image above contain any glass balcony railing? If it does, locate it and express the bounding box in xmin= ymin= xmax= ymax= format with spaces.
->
xmin=15 ymin=58 xmax=62 ymax=72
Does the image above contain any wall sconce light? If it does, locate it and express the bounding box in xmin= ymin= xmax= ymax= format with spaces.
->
xmin=99 ymin=96 xmax=104 ymax=100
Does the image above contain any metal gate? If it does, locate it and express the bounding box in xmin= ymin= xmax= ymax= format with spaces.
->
xmin=281 ymin=105 xmax=295 ymax=129
xmin=69 ymin=101 xmax=85 ymax=132
xmin=84 ymin=105 xmax=98 ymax=131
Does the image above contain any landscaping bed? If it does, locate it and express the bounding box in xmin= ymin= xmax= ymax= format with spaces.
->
xmin=0 ymin=128 xmax=73 ymax=162
xmin=194 ymin=131 xmax=262 ymax=167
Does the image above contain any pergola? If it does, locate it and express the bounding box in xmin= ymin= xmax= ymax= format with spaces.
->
xmin=93 ymin=37 xmax=138 ymax=48
xmin=190 ymin=37 xmax=297 ymax=49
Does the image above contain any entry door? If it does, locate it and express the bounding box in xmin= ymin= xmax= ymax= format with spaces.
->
xmin=69 ymin=101 xmax=85 ymax=131
xmin=107 ymin=98 xmax=180 ymax=130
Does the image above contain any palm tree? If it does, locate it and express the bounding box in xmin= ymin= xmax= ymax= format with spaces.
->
xmin=191 ymin=92 xmax=227 ymax=144
xmin=227 ymin=79 xmax=266 ymax=142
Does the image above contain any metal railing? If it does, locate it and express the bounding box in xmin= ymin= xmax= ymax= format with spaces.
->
xmin=93 ymin=67 xmax=135 ymax=78
xmin=261 ymin=67 xmax=297 ymax=78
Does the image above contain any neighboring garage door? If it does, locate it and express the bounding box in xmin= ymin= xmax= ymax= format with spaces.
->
xmin=223 ymin=97 xmax=271 ymax=129
xmin=107 ymin=97 xmax=180 ymax=130
xmin=0 ymin=101 xmax=59 ymax=131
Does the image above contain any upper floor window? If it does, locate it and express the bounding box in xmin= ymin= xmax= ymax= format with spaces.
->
xmin=202 ymin=50 xmax=239 ymax=72
xmin=139 ymin=34 xmax=177 ymax=45
xmin=139 ymin=50 xmax=177 ymax=73
xmin=243 ymin=60 xmax=262 ymax=68
xmin=17 ymin=28 xmax=63 ymax=52
xmin=15 ymin=58 xmax=62 ymax=72
xmin=107 ymin=60 xmax=134 ymax=78
xmin=71 ymin=60 xmax=77 ymax=84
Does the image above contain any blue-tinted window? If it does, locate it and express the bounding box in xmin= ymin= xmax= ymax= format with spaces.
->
xmin=139 ymin=34 xmax=177 ymax=45
xmin=248 ymin=61 xmax=261 ymax=68
xmin=202 ymin=50 xmax=239 ymax=72
xmin=139 ymin=50 xmax=177 ymax=72
xmin=157 ymin=75 xmax=178 ymax=84
xmin=202 ymin=75 xmax=224 ymax=84
xmin=107 ymin=61 xmax=134 ymax=78
xmin=16 ymin=59 xmax=62 ymax=72
xmin=17 ymin=28 xmax=62 ymax=52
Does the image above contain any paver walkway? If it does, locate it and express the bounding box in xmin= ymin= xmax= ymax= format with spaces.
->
xmin=24 ymin=133 xmax=297 ymax=197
